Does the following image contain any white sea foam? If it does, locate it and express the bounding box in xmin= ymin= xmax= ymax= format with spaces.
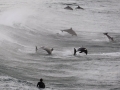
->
xmin=0 ymin=76 xmax=38 ymax=90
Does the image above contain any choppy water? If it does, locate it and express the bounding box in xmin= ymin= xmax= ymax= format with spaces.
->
xmin=0 ymin=0 xmax=120 ymax=90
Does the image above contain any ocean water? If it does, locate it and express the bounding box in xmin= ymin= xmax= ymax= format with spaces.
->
xmin=0 ymin=0 xmax=120 ymax=90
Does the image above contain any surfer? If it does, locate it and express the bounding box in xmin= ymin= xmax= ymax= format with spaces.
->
xmin=103 ymin=33 xmax=114 ymax=42
xmin=37 ymin=78 xmax=45 ymax=89
xmin=74 ymin=47 xmax=88 ymax=56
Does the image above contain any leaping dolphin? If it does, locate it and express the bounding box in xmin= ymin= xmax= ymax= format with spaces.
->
xmin=103 ymin=33 xmax=114 ymax=42
xmin=74 ymin=47 xmax=88 ymax=56
xmin=41 ymin=46 xmax=54 ymax=55
xmin=61 ymin=28 xmax=77 ymax=36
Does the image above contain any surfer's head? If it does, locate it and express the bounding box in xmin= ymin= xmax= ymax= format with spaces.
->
xmin=40 ymin=78 xmax=43 ymax=82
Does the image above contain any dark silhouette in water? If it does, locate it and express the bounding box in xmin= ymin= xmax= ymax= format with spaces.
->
xmin=64 ymin=6 xmax=73 ymax=10
xmin=37 ymin=78 xmax=45 ymax=89
xmin=36 ymin=46 xmax=38 ymax=52
xmin=74 ymin=47 xmax=87 ymax=55
xmin=75 ymin=5 xmax=84 ymax=10
xmin=103 ymin=33 xmax=114 ymax=42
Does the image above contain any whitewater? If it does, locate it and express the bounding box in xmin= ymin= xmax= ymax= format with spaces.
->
xmin=0 ymin=0 xmax=120 ymax=90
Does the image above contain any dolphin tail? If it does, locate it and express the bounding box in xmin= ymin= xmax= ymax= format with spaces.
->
xmin=74 ymin=48 xmax=77 ymax=56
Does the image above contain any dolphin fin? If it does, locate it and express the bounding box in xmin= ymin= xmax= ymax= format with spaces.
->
xmin=74 ymin=48 xmax=77 ymax=56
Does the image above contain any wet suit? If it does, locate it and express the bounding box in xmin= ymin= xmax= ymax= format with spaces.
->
xmin=37 ymin=79 xmax=45 ymax=89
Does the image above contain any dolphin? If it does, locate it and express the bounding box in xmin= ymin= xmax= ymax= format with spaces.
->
xmin=64 ymin=6 xmax=73 ymax=10
xmin=41 ymin=46 xmax=53 ymax=55
xmin=61 ymin=28 xmax=77 ymax=36
xmin=74 ymin=47 xmax=87 ymax=56
xmin=103 ymin=33 xmax=114 ymax=42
